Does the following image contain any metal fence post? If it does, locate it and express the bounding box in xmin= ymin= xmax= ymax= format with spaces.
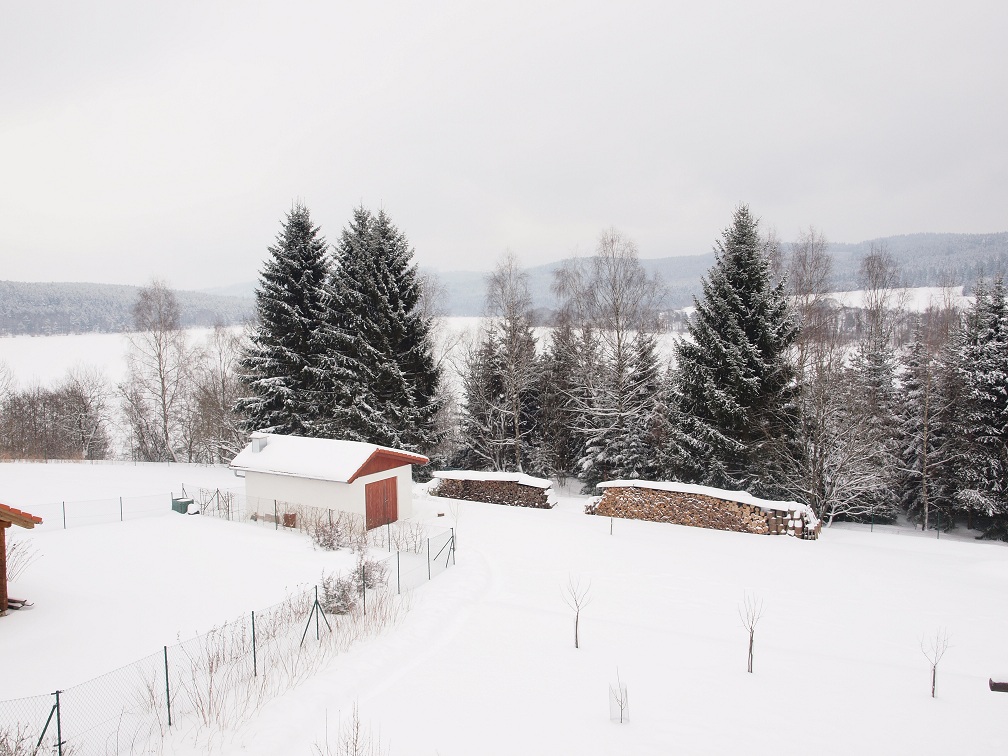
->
xmin=252 ymin=611 xmax=257 ymax=677
xmin=427 ymin=538 xmax=431 ymax=580
xmin=119 ymin=496 xmax=123 ymax=522
xmin=55 ymin=689 xmax=63 ymax=756
xmin=62 ymin=502 xmax=66 ymax=530
xmin=274 ymin=500 xmax=278 ymax=531
xmin=451 ymin=528 xmax=456 ymax=565
xmin=164 ymin=646 xmax=172 ymax=727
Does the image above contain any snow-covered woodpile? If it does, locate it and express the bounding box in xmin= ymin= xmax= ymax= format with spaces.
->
xmin=590 ymin=480 xmax=820 ymax=540
xmin=431 ymin=471 xmax=555 ymax=509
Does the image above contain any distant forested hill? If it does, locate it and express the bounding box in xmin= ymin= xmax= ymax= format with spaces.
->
xmin=0 ymin=281 xmax=254 ymax=335
xmin=434 ymin=231 xmax=1008 ymax=314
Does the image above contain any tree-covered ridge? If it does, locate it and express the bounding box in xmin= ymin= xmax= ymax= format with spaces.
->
xmin=0 ymin=280 xmax=253 ymax=335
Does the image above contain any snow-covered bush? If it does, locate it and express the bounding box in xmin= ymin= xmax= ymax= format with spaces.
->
xmin=310 ymin=510 xmax=366 ymax=552
xmin=355 ymin=553 xmax=389 ymax=592
xmin=321 ymin=573 xmax=359 ymax=615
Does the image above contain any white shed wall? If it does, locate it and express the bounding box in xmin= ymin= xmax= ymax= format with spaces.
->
xmin=242 ymin=464 xmax=413 ymax=521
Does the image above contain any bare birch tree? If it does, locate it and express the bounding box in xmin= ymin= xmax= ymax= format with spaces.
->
xmin=121 ymin=280 xmax=191 ymax=461
xmin=552 ymin=229 xmax=666 ymax=484
xmin=788 ymin=227 xmax=833 ymax=375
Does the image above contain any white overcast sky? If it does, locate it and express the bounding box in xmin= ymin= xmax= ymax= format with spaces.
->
xmin=2 ymin=1 xmax=1006 ymax=290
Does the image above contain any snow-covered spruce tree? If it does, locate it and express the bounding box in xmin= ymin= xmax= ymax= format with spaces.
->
xmin=455 ymin=252 xmax=543 ymax=473
xmin=321 ymin=208 xmax=440 ymax=454
xmin=581 ymin=333 xmax=666 ymax=484
xmin=235 ymin=204 xmax=331 ymax=437
xmin=668 ymin=206 xmax=797 ymax=497
xmin=954 ymin=277 xmax=1008 ymax=539
xmin=453 ymin=328 xmax=510 ymax=471
xmin=897 ymin=321 xmax=954 ymax=530
xmin=539 ymin=320 xmax=590 ymax=485
xmin=553 ymin=230 xmax=666 ymax=491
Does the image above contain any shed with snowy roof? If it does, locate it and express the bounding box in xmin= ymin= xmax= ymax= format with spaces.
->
xmin=230 ymin=432 xmax=428 ymax=529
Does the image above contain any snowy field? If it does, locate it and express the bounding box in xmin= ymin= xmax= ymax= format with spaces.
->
xmin=3 ymin=463 xmax=1008 ymax=754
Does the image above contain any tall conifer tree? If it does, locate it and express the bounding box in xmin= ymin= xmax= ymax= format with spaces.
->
xmin=322 ymin=208 xmax=440 ymax=453
xmin=235 ymin=204 xmax=330 ymax=436
xmin=668 ymin=205 xmax=797 ymax=496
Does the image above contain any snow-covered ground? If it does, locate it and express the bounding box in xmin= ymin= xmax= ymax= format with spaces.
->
xmin=4 ymin=462 xmax=1007 ymax=754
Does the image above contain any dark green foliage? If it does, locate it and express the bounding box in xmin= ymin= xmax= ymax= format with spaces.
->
xmin=235 ymin=204 xmax=330 ymax=436
xmin=668 ymin=206 xmax=798 ymax=497
xmin=897 ymin=324 xmax=953 ymax=529
xmin=952 ymin=278 xmax=1008 ymax=539
xmin=323 ymin=208 xmax=441 ymax=453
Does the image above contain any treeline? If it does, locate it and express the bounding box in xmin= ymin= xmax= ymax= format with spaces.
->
xmin=0 ymin=286 xmax=246 ymax=463
xmin=0 ymin=280 xmax=253 ymax=335
xmin=435 ymin=230 xmax=1008 ymax=314
xmin=447 ymin=214 xmax=1008 ymax=538
xmin=3 ymin=203 xmax=1006 ymax=539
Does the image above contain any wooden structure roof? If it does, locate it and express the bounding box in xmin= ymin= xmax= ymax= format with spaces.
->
xmin=0 ymin=502 xmax=43 ymax=529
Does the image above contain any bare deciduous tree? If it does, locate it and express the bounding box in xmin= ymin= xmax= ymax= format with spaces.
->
xmin=562 ymin=576 xmax=592 ymax=649
xmin=921 ymin=628 xmax=950 ymax=698
xmin=314 ymin=703 xmax=388 ymax=756
xmin=60 ymin=365 xmax=114 ymax=460
xmin=609 ymin=668 xmax=630 ymax=723
xmin=121 ymin=280 xmax=191 ymax=461
xmin=859 ymin=243 xmax=903 ymax=349
xmin=739 ymin=593 xmax=764 ymax=673
xmin=788 ymin=227 xmax=833 ymax=374
xmin=191 ymin=325 xmax=246 ymax=462
xmin=552 ymin=230 xmax=667 ymax=482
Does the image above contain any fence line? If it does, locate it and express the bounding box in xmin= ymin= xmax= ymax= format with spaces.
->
xmin=1 ymin=510 xmax=455 ymax=755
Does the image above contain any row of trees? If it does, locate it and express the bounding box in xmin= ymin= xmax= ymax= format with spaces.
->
xmin=3 ymin=201 xmax=1004 ymax=539
xmin=235 ymin=204 xmax=442 ymax=455
xmin=0 ymin=286 xmax=245 ymax=464
xmin=451 ymin=206 xmax=1008 ymax=539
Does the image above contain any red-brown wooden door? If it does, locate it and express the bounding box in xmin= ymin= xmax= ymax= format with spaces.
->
xmin=365 ymin=477 xmax=398 ymax=529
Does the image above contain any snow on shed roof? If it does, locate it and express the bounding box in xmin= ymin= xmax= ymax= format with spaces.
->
xmin=433 ymin=470 xmax=553 ymax=489
xmin=596 ymin=480 xmax=802 ymax=514
xmin=230 ymin=433 xmax=428 ymax=484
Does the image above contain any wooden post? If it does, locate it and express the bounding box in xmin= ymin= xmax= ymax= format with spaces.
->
xmin=1 ymin=523 xmax=8 ymax=614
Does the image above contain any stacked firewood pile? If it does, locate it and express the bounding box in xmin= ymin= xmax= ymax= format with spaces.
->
xmin=589 ymin=486 xmax=820 ymax=540
xmin=431 ymin=478 xmax=553 ymax=509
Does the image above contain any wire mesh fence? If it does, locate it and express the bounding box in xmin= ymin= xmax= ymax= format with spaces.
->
xmin=1 ymin=506 xmax=456 ymax=754
xmin=27 ymin=494 xmax=179 ymax=533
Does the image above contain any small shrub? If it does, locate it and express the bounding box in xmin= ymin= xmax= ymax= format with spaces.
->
xmin=5 ymin=537 xmax=40 ymax=583
xmin=0 ymin=726 xmax=32 ymax=756
xmin=311 ymin=511 xmax=363 ymax=551
xmin=355 ymin=553 xmax=389 ymax=592
xmin=321 ymin=573 xmax=359 ymax=615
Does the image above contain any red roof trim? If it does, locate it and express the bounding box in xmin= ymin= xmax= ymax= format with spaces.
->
xmin=347 ymin=449 xmax=429 ymax=484
xmin=0 ymin=502 xmax=43 ymax=529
